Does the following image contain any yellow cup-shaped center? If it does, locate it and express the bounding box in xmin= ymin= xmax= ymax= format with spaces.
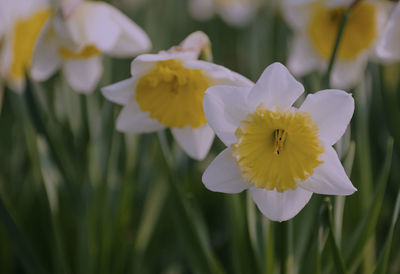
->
xmin=11 ymin=9 xmax=51 ymax=79
xmin=308 ymin=2 xmax=377 ymax=61
xmin=232 ymin=106 xmax=324 ymax=192
xmin=59 ymin=45 xmax=101 ymax=59
xmin=136 ymin=59 xmax=211 ymax=129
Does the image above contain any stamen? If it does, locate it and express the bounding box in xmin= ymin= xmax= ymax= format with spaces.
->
xmin=274 ymin=129 xmax=288 ymax=155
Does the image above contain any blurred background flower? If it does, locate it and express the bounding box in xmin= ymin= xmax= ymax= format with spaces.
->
xmin=282 ymin=0 xmax=392 ymax=89
xmin=31 ymin=0 xmax=152 ymax=93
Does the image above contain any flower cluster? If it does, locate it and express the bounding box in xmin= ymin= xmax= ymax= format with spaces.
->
xmin=1 ymin=0 xmax=400 ymax=221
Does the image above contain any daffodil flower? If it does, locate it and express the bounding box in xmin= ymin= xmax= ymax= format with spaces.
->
xmin=376 ymin=1 xmax=400 ymax=62
xmin=102 ymin=31 xmax=253 ymax=160
xmin=202 ymin=63 xmax=356 ymax=221
xmin=30 ymin=0 xmax=151 ymax=93
xmin=282 ymin=0 xmax=391 ymax=89
xmin=188 ymin=0 xmax=260 ymax=27
xmin=0 ymin=0 xmax=51 ymax=92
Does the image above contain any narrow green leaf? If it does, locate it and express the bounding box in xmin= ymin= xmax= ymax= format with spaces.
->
xmin=345 ymin=138 xmax=394 ymax=272
xmin=373 ymin=188 xmax=400 ymax=274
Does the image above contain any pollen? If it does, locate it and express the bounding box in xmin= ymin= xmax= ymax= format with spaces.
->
xmin=59 ymin=45 xmax=101 ymax=59
xmin=308 ymin=2 xmax=377 ymax=61
xmin=136 ymin=59 xmax=211 ymax=128
xmin=11 ymin=9 xmax=51 ymax=79
xmin=231 ymin=105 xmax=324 ymax=193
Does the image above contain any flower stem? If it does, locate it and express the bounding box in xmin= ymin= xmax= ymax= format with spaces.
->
xmin=323 ymin=0 xmax=362 ymax=88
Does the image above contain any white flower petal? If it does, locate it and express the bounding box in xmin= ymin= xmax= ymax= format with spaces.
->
xmin=102 ymin=4 xmax=151 ymax=57
xmin=101 ymin=77 xmax=136 ymax=105
xmin=30 ymin=22 xmax=61 ymax=81
xmin=61 ymin=0 xmax=83 ymax=17
xmin=66 ymin=2 xmax=121 ymax=52
xmin=376 ymin=3 xmax=400 ymax=62
xmin=203 ymin=85 xmax=251 ymax=146
xmin=171 ymin=124 xmax=214 ymax=160
xmin=218 ymin=2 xmax=256 ymax=27
xmin=330 ymin=55 xmax=368 ymax=89
xmin=116 ymin=101 xmax=165 ymax=133
xmin=183 ymin=60 xmax=254 ymax=87
xmin=188 ymin=0 xmax=215 ymax=21
xmin=202 ymin=147 xmax=251 ymax=193
xmin=287 ymin=34 xmax=320 ymax=77
xmin=299 ymin=89 xmax=354 ymax=146
xmin=63 ymin=56 xmax=103 ymax=93
xmin=250 ymin=187 xmax=313 ymax=222
xmin=247 ymin=62 xmax=304 ymax=110
xmin=299 ymin=145 xmax=356 ymax=195
xmin=281 ymin=0 xmax=314 ymax=30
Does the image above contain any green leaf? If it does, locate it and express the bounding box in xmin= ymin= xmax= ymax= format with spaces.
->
xmin=345 ymin=138 xmax=394 ymax=272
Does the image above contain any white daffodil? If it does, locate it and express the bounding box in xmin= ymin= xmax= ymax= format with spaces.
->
xmin=30 ymin=0 xmax=151 ymax=93
xmin=188 ymin=0 xmax=261 ymax=27
xmin=282 ymin=0 xmax=390 ymax=89
xmin=102 ymin=31 xmax=253 ymax=160
xmin=0 ymin=0 xmax=51 ymax=92
xmin=376 ymin=1 xmax=400 ymax=62
xmin=202 ymin=62 xmax=356 ymax=221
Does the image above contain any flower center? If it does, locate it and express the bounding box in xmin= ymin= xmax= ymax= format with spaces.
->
xmin=59 ymin=45 xmax=101 ymax=59
xmin=307 ymin=2 xmax=377 ymax=61
xmin=136 ymin=59 xmax=210 ymax=128
xmin=231 ymin=105 xmax=324 ymax=192
xmin=11 ymin=9 xmax=51 ymax=79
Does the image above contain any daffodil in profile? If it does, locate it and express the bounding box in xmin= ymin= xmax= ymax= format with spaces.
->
xmin=188 ymin=0 xmax=261 ymax=27
xmin=0 ymin=0 xmax=51 ymax=92
xmin=30 ymin=0 xmax=151 ymax=93
xmin=376 ymin=1 xmax=400 ymax=62
xmin=102 ymin=31 xmax=253 ymax=160
xmin=282 ymin=0 xmax=390 ymax=89
xmin=202 ymin=62 xmax=356 ymax=221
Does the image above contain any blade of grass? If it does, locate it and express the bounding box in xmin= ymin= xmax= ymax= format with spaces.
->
xmin=373 ymin=188 xmax=400 ymax=274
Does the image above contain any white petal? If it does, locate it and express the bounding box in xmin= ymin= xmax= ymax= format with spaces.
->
xmin=202 ymin=147 xmax=251 ymax=193
xmin=171 ymin=124 xmax=214 ymax=160
xmin=63 ymin=56 xmax=103 ymax=93
xmin=116 ymin=101 xmax=165 ymax=133
xmin=281 ymin=0 xmax=314 ymax=30
xmin=250 ymin=187 xmax=313 ymax=222
xmin=183 ymin=60 xmax=254 ymax=87
xmin=102 ymin=4 xmax=151 ymax=57
xmin=179 ymin=31 xmax=211 ymax=60
xmin=61 ymin=0 xmax=83 ymax=17
xmin=247 ymin=62 xmax=304 ymax=111
xmin=299 ymin=145 xmax=356 ymax=195
xmin=203 ymin=85 xmax=251 ymax=146
xmin=299 ymin=89 xmax=354 ymax=145
xmin=376 ymin=3 xmax=400 ymax=62
xmin=218 ymin=3 xmax=256 ymax=27
xmin=30 ymin=22 xmax=61 ymax=81
xmin=101 ymin=77 xmax=136 ymax=105
xmin=188 ymin=0 xmax=215 ymax=21
xmin=330 ymin=55 xmax=368 ymax=89
xmin=66 ymin=2 xmax=121 ymax=52
xmin=287 ymin=34 xmax=319 ymax=77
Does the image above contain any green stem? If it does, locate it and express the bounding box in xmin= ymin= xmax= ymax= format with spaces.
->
xmin=323 ymin=0 xmax=362 ymax=88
